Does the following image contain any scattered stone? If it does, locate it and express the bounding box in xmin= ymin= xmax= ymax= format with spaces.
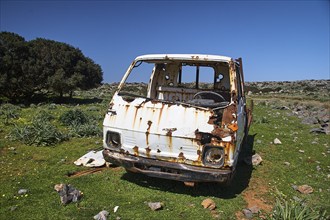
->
xmin=251 ymin=153 xmax=263 ymax=166
xmin=302 ymin=117 xmax=318 ymax=125
xmin=242 ymin=208 xmax=253 ymax=219
xmin=280 ymin=106 xmax=290 ymax=110
xmin=291 ymin=184 xmax=298 ymax=190
xmin=18 ymin=189 xmax=28 ymax=195
xmin=201 ymin=198 xmax=216 ymax=210
xmin=256 ymin=139 xmax=262 ymax=144
xmin=310 ymin=128 xmax=327 ymax=134
xmin=296 ymin=185 xmax=313 ymax=194
xmin=292 ymin=196 xmax=302 ymax=202
xmin=274 ymin=138 xmax=282 ymax=145
xmin=316 ymin=165 xmax=321 ymax=171
xmin=54 ymin=183 xmax=82 ymax=204
xmin=113 ymin=206 xmax=119 ymax=213
xmin=298 ymin=150 xmax=305 ymax=153
xmin=10 ymin=206 xmax=18 ymax=212
xmin=94 ymin=210 xmax=109 ymax=220
xmin=284 ymin=162 xmax=290 ymax=166
xmin=148 ymin=202 xmax=163 ymax=211
xmin=248 ymin=206 xmax=260 ymax=214
xmin=247 ymin=91 xmax=253 ymax=95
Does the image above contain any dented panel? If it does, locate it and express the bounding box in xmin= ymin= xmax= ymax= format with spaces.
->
xmin=103 ymin=54 xmax=250 ymax=183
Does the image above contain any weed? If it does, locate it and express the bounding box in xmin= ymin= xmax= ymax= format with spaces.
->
xmin=267 ymin=192 xmax=329 ymax=220
xmin=10 ymin=119 xmax=67 ymax=146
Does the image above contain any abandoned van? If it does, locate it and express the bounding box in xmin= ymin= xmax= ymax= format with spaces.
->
xmin=103 ymin=54 xmax=252 ymax=184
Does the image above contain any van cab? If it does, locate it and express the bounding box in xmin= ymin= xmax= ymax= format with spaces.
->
xmin=103 ymin=54 xmax=252 ymax=184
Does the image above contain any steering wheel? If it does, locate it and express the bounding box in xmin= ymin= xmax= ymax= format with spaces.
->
xmin=193 ymin=91 xmax=226 ymax=102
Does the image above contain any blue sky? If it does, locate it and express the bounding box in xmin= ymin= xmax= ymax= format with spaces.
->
xmin=1 ymin=0 xmax=329 ymax=83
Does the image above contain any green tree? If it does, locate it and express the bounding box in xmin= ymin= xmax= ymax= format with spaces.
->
xmin=0 ymin=31 xmax=103 ymax=100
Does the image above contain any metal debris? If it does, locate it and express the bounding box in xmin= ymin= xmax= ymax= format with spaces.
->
xmin=68 ymin=167 xmax=107 ymax=178
xmin=74 ymin=150 xmax=106 ymax=167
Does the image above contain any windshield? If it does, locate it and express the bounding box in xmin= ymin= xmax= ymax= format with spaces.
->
xmin=118 ymin=60 xmax=231 ymax=109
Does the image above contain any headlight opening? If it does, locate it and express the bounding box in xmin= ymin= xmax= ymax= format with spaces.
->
xmin=106 ymin=131 xmax=121 ymax=148
xmin=203 ymin=146 xmax=225 ymax=168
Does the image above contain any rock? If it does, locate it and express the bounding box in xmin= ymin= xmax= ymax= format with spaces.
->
xmin=148 ymin=202 xmax=163 ymax=211
xmin=296 ymin=185 xmax=313 ymax=194
xmin=247 ymin=91 xmax=253 ymax=95
xmin=201 ymin=198 xmax=216 ymax=210
xmin=280 ymin=106 xmax=290 ymax=110
xmin=291 ymin=184 xmax=298 ymax=190
xmin=298 ymin=150 xmax=305 ymax=153
xmin=284 ymin=162 xmax=290 ymax=166
xmin=18 ymin=189 xmax=28 ymax=195
xmin=274 ymin=138 xmax=282 ymax=145
xmin=54 ymin=183 xmax=82 ymax=204
xmin=251 ymin=154 xmax=263 ymax=166
xmin=242 ymin=208 xmax=253 ymax=219
xmin=302 ymin=117 xmax=318 ymax=125
xmin=93 ymin=210 xmax=109 ymax=220
xmin=256 ymin=139 xmax=262 ymax=144
xmin=10 ymin=206 xmax=18 ymax=211
xmin=113 ymin=206 xmax=119 ymax=213
xmin=248 ymin=206 xmax=260 ymax=214
xmin=310 ymin=128 xmax=327 ymax=134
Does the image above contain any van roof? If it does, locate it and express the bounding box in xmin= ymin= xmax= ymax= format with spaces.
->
xmin=135 ymin=54 xmax=233 ymax=63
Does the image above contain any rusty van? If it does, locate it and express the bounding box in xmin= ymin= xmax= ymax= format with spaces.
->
xmin=103 ymin=54 xmax=252 ymax=185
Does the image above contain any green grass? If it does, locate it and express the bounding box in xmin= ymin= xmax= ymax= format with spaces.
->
xmin=0 ymin=95 xmax=329 ymax=219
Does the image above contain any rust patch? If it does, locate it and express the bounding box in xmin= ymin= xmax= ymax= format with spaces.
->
xmin=146 ymin=120 xmax=152 ymax=146
xmin=145 ymin=147 xmax=151 ymax=157
xmin=178 ymin=152 xmax=186 ymax=163
xmin=228 ymin=123 xmax=238 ymax=132
xmin=133 ymin=146 xmax=139 ymax=156
xmin=222 ymin=104 xmax=236 ymax=125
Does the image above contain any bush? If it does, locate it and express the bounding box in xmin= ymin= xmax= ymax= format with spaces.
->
xmin=10 ymin=119 xmax=67 ymax=146
xmin=59 ymin=109 xmax=88 ymax=126
xmin=69 ymin=123 xmax=102 ymax=137
xmin=59 ymin=109 xmax=101 ymax=137
xmin=33 ymin=110 xmax=55 ymax=122
xmin=0 ymin=103 xmax=20 ymax=125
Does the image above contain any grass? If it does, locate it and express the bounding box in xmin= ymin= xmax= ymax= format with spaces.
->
xmin=0 ymin=92 xmax=329 ymax=219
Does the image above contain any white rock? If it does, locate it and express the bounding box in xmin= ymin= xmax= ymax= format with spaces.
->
xmin=274 ymin=138 xmax=282 ymax=145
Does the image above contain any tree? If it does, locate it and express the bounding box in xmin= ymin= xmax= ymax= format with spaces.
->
xmin=0 ymin=31 xmax=103 ymax=100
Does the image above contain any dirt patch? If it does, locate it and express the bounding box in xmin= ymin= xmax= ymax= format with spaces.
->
xmin=236 ymin=177 xmax=273 ymax=219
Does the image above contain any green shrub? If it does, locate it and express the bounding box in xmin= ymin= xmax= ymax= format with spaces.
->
xmin=0 ymin=103 xmax=20 ymax=125
xmin=59 ymin=108 xmax=101 ymax=137
xmin=59 ymin=109 xmax=88 ymax=126
xmin=33 ymin=110 xmax=55 ymax=122
xmin=10 ymin=119 xmax=67 ymax=146
xmin=69 ymin=122 xmax=102 ymax=137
